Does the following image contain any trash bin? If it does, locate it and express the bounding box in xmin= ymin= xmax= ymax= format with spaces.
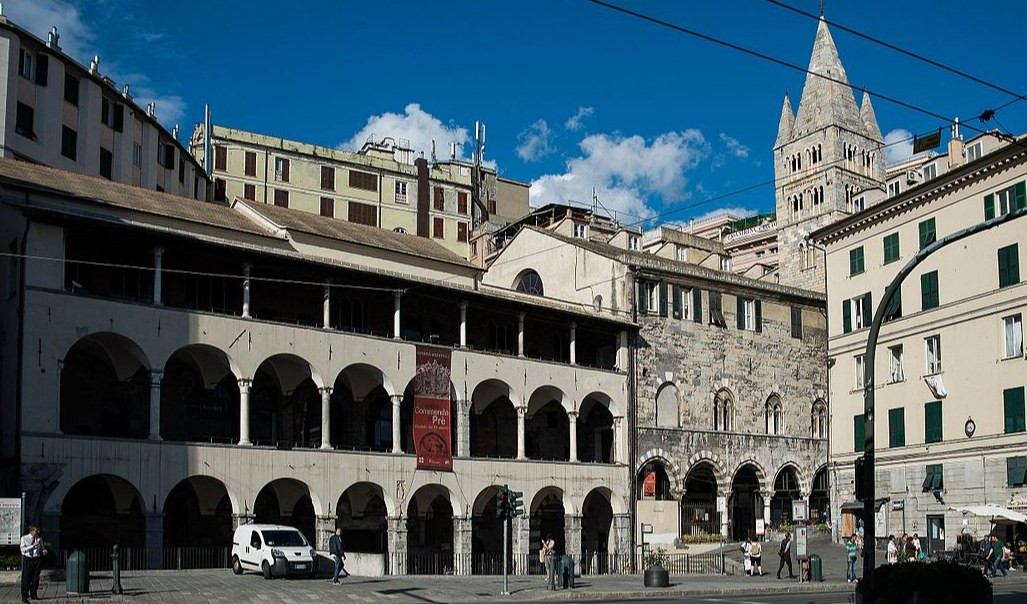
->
xmin=809 ymin=553 xmax=823 ymax=582
xmin=560 ymin=555 xmax=575 ymax=589
xmin=66 ymin=549 xmax=89 ymax=594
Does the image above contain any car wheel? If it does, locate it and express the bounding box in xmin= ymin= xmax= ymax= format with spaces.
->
xmin=232 ymin=556 xmax=243 ymax=575
xmin=262 ymin=560 xmax=272 ymax=580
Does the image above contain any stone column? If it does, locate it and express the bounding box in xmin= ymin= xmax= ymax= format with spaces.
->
xmin=762 ymin=491 xmax=773 ymax=540
xmin=569 ymin=321 xmax=577 ymax=365
xmin=148 ymin=370 xmax=162 ymax=440
xmin=457 ymin=399 xmax=472 ymax=458
xmin=388 ymin=516 xmax=407 ymax=576
xmin=242 ymin=263 xmax=252 ymax=318
xmin=42 ymin=511 xmax=61 ymax=552
xmin=565 ymin=514 xmax=582 ymax=574
xmin=617 ymin=330 xmax=628 ymax=370
xmin=516 ymin=406 xmax=526 ymax=460
xmin=612 ymin=416 xmax=624 ymax=464
xmin=316 ymin=515 xmax=336 ymax=551
xmin=517 ymin=312 xmax=525 ymax=357
xmin=452 ymin=516 xmax=473 ymax=575
xmin=320 ymin=387 xmax=332 ymax=450
xmin=568 ymin=410 xmax=579 ymax=463
xmin=152 ymin=247 xmax=163 ymax=306
xmin=391 ymin=394 xmax=403 ymax=453
xmin=393 ymin=291 xmax=402 ymax=339
xmin=145 ymin=512 xmax=163 ymax=569
xmin=322 ymin=281 xmax=331 ymax=329
xmin=612 ymin=513 xmax=631 ymax=573
xmin=513 ymin=514 xmax=531 ymax=576
xmin=459 ymin=300 xmax=468 ymax=348
xmin=238 ymin=378 xmax=252 ymax=446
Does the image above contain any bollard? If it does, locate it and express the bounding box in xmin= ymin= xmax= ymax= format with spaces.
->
xmin=111 ymin=544 xmax=123 ymax=595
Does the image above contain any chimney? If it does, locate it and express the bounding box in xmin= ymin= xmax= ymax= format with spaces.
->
xmin=947 ymin=117 xmax=965 ymax=170
xmin=47 ymin=26 xmax=60 ymax=50
xmin=122 ymin=84 xmax=131 ymax=100
xmin=89 ymin=55 xmax=100 ymax=74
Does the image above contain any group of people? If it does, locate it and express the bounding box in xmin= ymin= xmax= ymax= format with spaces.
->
xmin=885 ymin=533 xmax=924 ymax=564
xmin=980 ymin=533 xmax=1014 ymax=578
xmin=739 ymin=532 xmax=796 ymax=579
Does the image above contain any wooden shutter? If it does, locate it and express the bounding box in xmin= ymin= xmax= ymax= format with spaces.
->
xmin=348 ymin=202 xmax=377 ymax=227
xmin=244 ymin=152 xmax=257 ymax=176
xmin=888 ymin=408 xmax=905 ymax=447
xmin=925 ymin=401 xmax=942 ymax=443
xmin=692 ymin=288 xmax=702 ymax=323
xmin=457 ymin=222 xmax=468 ymax=242
xmin=842 ymin=299 xmax=852 ymax=333
xmin=321 ymin=166 xmax=335 ymax=190
xmin=985 ymin=193 xmax=996 ymax=220
xmin=999 ymin=244 xmax=1020 ymax=288
xmin=637 ymin=281 xmax=648 ymax=314
xmin=434 ymin=187 xmax=444 ymax=210
xmin=1007 ymin=457 xmax=1027 ymax=487
xmin=1017 ymin=182 xmax=1027 ymax=211
xmin=320 ymin=197 xmax=334 ymax=217
xmin=274 ymin=189 xmax=288 ymax=207
xmin=736 ymin=296 xmax=745 ymax=329
xmin=755 ymin=299 xmax=762 ymax=333
xmin=35 ymin=54 xmax=49 ymax=86
xmin=215 ymin=146 xmax=227 ymax=170
xmin=1004 ymin=386 xmax=1026 ymax=434
xmin=112 ymin=104 xmax=124 ymax=132
xmin=281 ymin=158 xmax=290 ymax=182
xmin=658 ymin=282 xmax=668 ymax=317
xmin=433 ymin=217 xmax=444 ymax=238
xmin=458 ymin=192 xmax=468 ymax=214
xmin=164 ymin=143 xmax=175 ymax=169
xmin=790 ymin=306 xmax=802 ymax=339
xmin=243 ymin=183 xmax=255 ymax=200
xmin=854 ymin=414 xmax=865 ymax=453
xmin=672 ymin=285 xmax=682 ymax=319
xmin=862 ymin=292 xmax=873 ymax=327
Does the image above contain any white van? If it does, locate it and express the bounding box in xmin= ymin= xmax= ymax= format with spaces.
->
xmin=231 ymin=524 xmax=317 ymax=579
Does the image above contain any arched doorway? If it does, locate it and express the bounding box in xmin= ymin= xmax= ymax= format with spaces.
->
xmin=470 ymin=486 xmax=508 ymax=574
xmin=731 ymin=465 xmax=763 ymax=540
xmin=60 ymin=333 xmax=150 ymax=438
xmin=530 ymin=488 xmax=565 ymax=575
xmin=251 ymin=355 xmax=322 ymax=448
xmin=682 ymin=463 xmax=718 ymax=537
xmin=406 ymin=485 xmax=453 ymax=574
xmin=253 ymin=479 xmax=316 ymax=545
xmin=810 ymin=467 xmax=830 ymax=524
xmin=577 ymin=394 xmax=614 ymax=463
xmin=161 ymin=345 xmax=239 ymax=443
xmin=333 ymin=364 xmax=393 ymax=451
xmin=61 ymin=475 xmax=145 ymax=550
xmin=635 ymin=460 xmax=673 ymax=500
xmin=771 ymin=466 xmax=802 ymax=526
xmin=469 ymin=380 xmax=517 ymax=458
xmin=336 ymin=483 xmax=388 ymax=553
xmin=163 ymin=476 xmax=233 ymax=561
xmin=526 ymin=387 xmax=568 ymax=461
xmin=581 ymin=489 xmax=613 ymax=575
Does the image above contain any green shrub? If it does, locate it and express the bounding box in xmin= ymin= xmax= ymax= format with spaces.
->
xmin=643 ymin=547 xmax=668 ymax=569
xmin=868 ymin=560 xmax=992 ymax=604
xmin=0 ymin=553 xmax=20 ymax=570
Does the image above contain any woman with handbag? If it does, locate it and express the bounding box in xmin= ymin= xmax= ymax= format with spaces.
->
xmin=542 ymin=535 xmax=557 ymax=590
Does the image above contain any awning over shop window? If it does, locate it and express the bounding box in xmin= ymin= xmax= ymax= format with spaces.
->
xmin=840 ymin=498 xmax=888 ymax=514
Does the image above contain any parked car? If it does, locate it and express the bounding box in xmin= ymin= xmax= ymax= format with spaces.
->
xmin=231 ymin=524 xmax=316 ymax=579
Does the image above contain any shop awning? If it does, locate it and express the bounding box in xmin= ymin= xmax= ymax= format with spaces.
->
xmin=840 ymin=498 xmax=889 ymax=513
xmin=950 ymin=505 xmax=1027 ymax=524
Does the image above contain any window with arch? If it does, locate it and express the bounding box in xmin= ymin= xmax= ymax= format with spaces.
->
xmin=713 ymin=390 xmax=733 ymax=431
xmin=765 ymin=396 xmax=783 ymax=435
xmin=811 ymin=400 xmax=828 ymax=439
xmin=515 ymin=270 xmax=544 ymax=296
xmin=655 ymin=383 xmax=679 ymax=428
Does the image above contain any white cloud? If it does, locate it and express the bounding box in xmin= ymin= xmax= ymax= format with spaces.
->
xmin=564 ymin=106 xmax=594 ymax=131
xmin=529 ymin=130 xmax=709 ymax=222
xmin=515 ymin=119 xmax=554 ymax=162
xmin=343 ymin=103 xmax=469 ymax=159
xmin=689 ymin=207 xmax=759 ymax=222
xmin=719 ymin=133 xmax=750 ymax=158
xmin=884 ymin=128 xmax=914 ymax=165
xmin=5 ymin=0 xmax=187 ymax=128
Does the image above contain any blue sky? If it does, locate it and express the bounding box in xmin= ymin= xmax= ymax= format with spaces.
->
xmin=11 ymin=1 xmax=1027 ymax=227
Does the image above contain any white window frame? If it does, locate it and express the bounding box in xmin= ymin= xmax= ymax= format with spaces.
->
xmin=573 ymin=223 xmax=587 ymax=239
xmin=395 ymin=181 xmax=408 ymax=204
xmin=132 ymin=143 xmax=142 ymax=167
xmin=996 ymin=185 xmax=1015 ymax=216
xmin=627 ymin=235 xmax=639 ymax=251
xmin=852 ymin=196 xmax=865 ymax=212
xmin=274 ymin=157 xmax=287 ymax=182
xmin=887 ymin=181 xmax=901 ymax=197
xmin=720 ymin=257 xmax=731 ymax=271
xmin=19 ymin=51 xmax=32 ymax=79
xmin=853 ymin=296 xmax=867 ymax=330
xmin=681 ymin=287 xmax=692 ymax=320
xmin=854 ymin=354 xmax=865 ymax=390
xmin=967 ymin=142 xmax=983 ymax=162
xmin=925 ymin=335 xmax=942 ymax=375
xmin=1004 ymin=314 xmax=1023 ymax=359
xmin=923 ymin=163 xmax=937 ymax=181
xmin=888 ymin=344 xmax=904 ymax=383
xmin=743 ymin=298 xmax=756 ymax=331
xmin=646 ymin=282 xmax=658 ymax=313
xmin=676 ymin=246 xmax=687 ymax=261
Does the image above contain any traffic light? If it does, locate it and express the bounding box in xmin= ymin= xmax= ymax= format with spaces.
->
xmin=509 ymin=490 xmax=523 ymax=517
xmin=496 ymin=485 xmax=509 ymax=519
xmin=854 ymin=456 xmax=866 ymax=502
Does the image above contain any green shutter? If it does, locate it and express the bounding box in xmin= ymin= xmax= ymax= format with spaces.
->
xmin=923 ymin=464 xmax=943 ymax=491
xmin=1007 ymin=457 xmax=1027 ymax=487
xmin=985 ymin=193 xmax=996 ymax=220
xmin=1004 ymin=386 xmax=1026 ymax=434
xmin=921 ymin=271 xmax=939 ymax=310
xmin=672 ymin=284 xmax=682 ymax=319
xmin=883 ymin=233 xmax=900 ymax=264
xmin=925 ymin=401 xmax=943 ymax=444
xmin=889 ymin=408 xmax=906 ymax=448
xmin=737 ymin=296 xmax=746 ymax=329
xmin=999 ymin=244 xmax=1020 ymax=288
xmin=862 ymin=292 xmax=873 ymax=327
xmin=850 ymin=246 xmax=865 ymax=275
xmin=919 ymin=218 xmax=936 ymax=250
xmin=842 ymin=299 xmax=852 ymax=333
xmin=638 ymin=281 xmax=648 ymax=314
xmin=854 ymin=414 xmax=865 ymax=453
xmin=884 ymin=287 xmax=902 ymax=322
xmin=755 ymin=300 xmax=762 ymax=333
xmin=693 ymin=288 xmax=702 ymax=323
xmin=1015 ymin=181 xmax=1026 ymax=211
xmin=658 ymin=281 xmax=668 ymax=317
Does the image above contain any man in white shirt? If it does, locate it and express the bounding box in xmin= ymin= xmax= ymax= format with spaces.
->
xmin=20 ymin=525 xmax=44 ymax=603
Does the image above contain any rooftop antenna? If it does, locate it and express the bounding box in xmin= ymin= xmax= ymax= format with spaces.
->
xmin=471 ymin=121 xmax=488 ymax=225
xmin=430 ymin=140 xmax=437 ymax=165
xmin=952 ymin=117 xmax=962 ymax=141
xmin=450 ymin=142 xmax=456 ymax=161
xmin=47 ymin=26 xmax=60 ymax=50
xmin=204 ymin=103 xmax=213 ymax=177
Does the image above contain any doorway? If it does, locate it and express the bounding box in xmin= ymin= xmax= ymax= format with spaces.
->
xmin=926 ymin=515 xmax=945 ymax=556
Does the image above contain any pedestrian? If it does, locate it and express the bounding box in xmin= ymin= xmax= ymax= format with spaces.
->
xmin=542 ymin=534 xmax=557 ymax=590
xmin=741 ymin=535 xmax=752 ymax=576
xmin=886 ymin=534 xmax=898 ymax=564
xmin=912 ymin=533 xmax=923 ymax=561
xmin=990 ymin=535 xmax=1008 ymax=578
xmin=328 ymin=528 xmax=347 ymax=584
xmin=20 ymin=525 xmax=45 ymax=604
xmin=749 ymin=539 xmax=763 ymax=576
xmin=982 ymin=535 xmax=995 ymax=575
xmin=776 ymin=531 xmax=796 ymax=579
xmin=845 ymin=533 xmax=860 ymax=582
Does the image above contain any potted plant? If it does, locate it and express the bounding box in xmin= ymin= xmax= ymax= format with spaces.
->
xmin=643 ymin=547 xmax=669 ymax=587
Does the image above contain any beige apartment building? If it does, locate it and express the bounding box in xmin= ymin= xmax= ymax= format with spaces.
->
xmin=813 ymin=134 xmax=1027 ymax=552
xmin=0 ymin=13 xmax=207 ymax=200
xmin=190 ymin=124 xmax=529 ymax=258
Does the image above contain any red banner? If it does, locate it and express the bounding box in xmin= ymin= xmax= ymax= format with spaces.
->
xmin=643 ymin=472 xmax=656 ymax=498
xmin=413 ymin=346 xmax=453 ymax=471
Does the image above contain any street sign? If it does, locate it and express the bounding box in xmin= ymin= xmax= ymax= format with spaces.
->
xmin=892 ymin=500 xmax=904 ymax=511
xmin=792 ymin=500 xmax=808 ymax=522
xmin=0 ymin=498 xmax=21 ymax=546
xmin=716 ymin=497 xmax=727 ymax=514
xmin=641 ymin=523 xmax=653 ymax=534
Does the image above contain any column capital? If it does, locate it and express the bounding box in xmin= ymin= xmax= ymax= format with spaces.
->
xmin=319 ymin=386 xmax=333 ymax=396
xmin=149 ymin=369 xmax=163 ymax=384
xmin=569 ymin=321 xmax=577 ymax=330
xmin=517 ymin=311 xmax=526 ymax=321
xmin=391 ymin=394 xmax=404 ymax=406
xmin=516 ymin=405 xmax=527 ymax=418
xmin=393 ymin=290 xmax=403 ymax=300
xmin=567 ymin=409 xmax=579 ymax=419
xmin=152 ymin=246 xmax=164 ymax=257
xmin=459 ymin=300 xmax=468 ymax=310
xmin=238 ymin=377 xmax=253 ymax=389
xmin=243 ymin=263 xmax=252 ymax=273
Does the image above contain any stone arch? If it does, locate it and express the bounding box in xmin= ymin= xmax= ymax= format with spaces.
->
xmin=60 ymin=332 xmax=151 ymax=438
xmin=684 ymin=451 xmax=729 ymax=491
xmin=251 ymin=354 xmax=325 ymax=447
xmin=681 ymin=461 xmax=719 ymax=537
xmin=636 ymin=450 xmax=683 ymax=495
xmin=253 ymin=477 xmax=322 ymax=546
xmin=406 ymin=483 xmax=455 ymax=574
xmin=578 ymin=392 xmax=616 ymax=463
xmin=811 ymin=398 xmax=828 ymax=439
xmin=470 ymin=485 xmax=508 ymax=574
xmin=574 ymin=485 xmax=626 ymax=516
xmin=730 ymin=463 xmax=764 ymax=540
xmin=333 ymin=363 xmax=398 ymax=451
xmin=810 ymin=465 xmax=830 ymax=523
xmin=764 ymin=393 xmax=783 ymax=435
xmin=60 ymin=474 xmax=145 ymax=549
xmin=654 ymin=382 xmax=679 ymax=428
xmin=470 ymin=379 xmax=518 ymax=458
xmin=770 ymin=463 xmax=805 ymax=526
xmin=398 ymin=377 xmax=458 ymax=456
xmin=774 ymin=461 xmax=808 ymax=496
xmin=161 ymin=344 xmax=241 ymax=443
xmin=531 ymin=486 xmax=568 ymax=559
xmin=729 ymin=458 xmax=769 ymax=495
xmin=336 ymin=482 xmax=390 ymax=553
xmin=710 ymin=387 xmax=735 ymax=431
xmin=526 ymin=385 xmax=570 ymax=461
xmin=162 ymin=475 xmax=235 ymax=548
xmin=581 ymin=488 xmax=615 ymax=574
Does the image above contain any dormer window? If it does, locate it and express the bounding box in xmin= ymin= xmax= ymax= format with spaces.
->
xmin=573 ymin=223 xmax=587 ymax=239
xmin=627 ymin=235 xmax=639 ymax=251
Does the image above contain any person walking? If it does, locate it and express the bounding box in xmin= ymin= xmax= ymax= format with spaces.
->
xmin=990 ymin=535 xmax=1008 ymax=578
xmin=741 ymin=535 xmax=752 ymax=576
xmin=845 ymin=533 xmax=860 ymax=582
xmin=20 ymin=525 xmax=45 ymax=603
xmin=328 ymin=528 xmax=347 ymax=584
xmin=749 ymin=539 xmax=764 ymax=576
xmin=776 ymin=532 xmax=796 ymax=579
xmin=886 ymin=534 xmax=898 ymax=564
xmin=542 ymin=534 xmax=557 ymax=590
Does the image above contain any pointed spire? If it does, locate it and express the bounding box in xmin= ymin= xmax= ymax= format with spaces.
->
xmin=776 ymin=94 xmax=795 ymax=147
xmin=860 ymin=90 xmax=883 ymax=142
xmin=792 ymin=18 xmax=864 ymax=137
